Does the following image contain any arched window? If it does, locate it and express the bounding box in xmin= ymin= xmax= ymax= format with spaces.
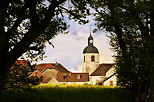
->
xmin=84 ymin=56 xmax=85 ymax=62
xmin=91 ymin=55 xmax=95 ymax=62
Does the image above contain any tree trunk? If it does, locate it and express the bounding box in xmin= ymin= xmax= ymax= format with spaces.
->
xmin=148 ymin=0 xmax=154 ymax=101
xmin=132 ymin=81 xmax=150 ymax=102
xmin=0 ymin=55 xmax=11 ymax=93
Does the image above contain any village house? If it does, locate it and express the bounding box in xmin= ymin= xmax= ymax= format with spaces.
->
xmin=34 ymin=63 xmax=89 ymax=85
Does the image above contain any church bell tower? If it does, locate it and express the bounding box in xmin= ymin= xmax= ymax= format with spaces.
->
xmin=82 ymin=34 xmax=99 ymax=75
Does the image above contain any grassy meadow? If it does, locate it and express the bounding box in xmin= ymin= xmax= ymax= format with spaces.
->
xmin=0 ymin=84 xmax=132 ymax=102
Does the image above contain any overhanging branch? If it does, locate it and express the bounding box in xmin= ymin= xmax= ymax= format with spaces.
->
xmin=58 ymin=6 xmax=87 ymax=22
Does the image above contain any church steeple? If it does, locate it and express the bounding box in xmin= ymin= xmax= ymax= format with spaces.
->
xmin=82 ymin=26 xmax=99 ymax=74
xmin=83 ymin=26 xmax=99 ymax=54
xmin=88 ymin=34 xmax=93 ymax=46
xmin=88 ymin=25 xmax=93 ymax=46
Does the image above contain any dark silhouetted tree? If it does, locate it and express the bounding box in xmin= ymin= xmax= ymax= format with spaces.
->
xmin=0 ymin=0 xmax=89 ymax=92
xmin=87 ymin=0 xmax=154 ymax=102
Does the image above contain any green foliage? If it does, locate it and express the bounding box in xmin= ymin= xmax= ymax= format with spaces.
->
xmin=88 ymin=1 xmax=154 ymax=101
xmin=0 ymin=0 xmax=90 ymax=92
xmin=108 ymin=32 xmax=151 ymax=88
xmin=6 ymin=64 xmax=39 ymax=91
xmin=0 ymin=0 xmax=90 ymax=62
xmin=88 ymin=0 xmax=153 ymax=86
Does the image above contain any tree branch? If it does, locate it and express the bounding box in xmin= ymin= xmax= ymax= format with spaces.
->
xmin=122 ymin=1 xmax=149 ymax=39
xmin=0 ymin=0 xmax=9 ymax=34
xmin=57 ymin=0 xmax=66 ymax=4
xmin=40 ymin=0 xmax=60 ymax=29
xmin=9 ymin=0 xmax=66 ymax=62
xmin=108 ymin=1 xmax=127 ymax=55
xmin=29 ymin=45 xmax=44 ymax=51
xmin=7 ymin=8 xmax=28 ymax=37
xmin=26 ymin=0 xmax=40 ymax=27
xmin=58 ymin=6 xmax=86 ymax=22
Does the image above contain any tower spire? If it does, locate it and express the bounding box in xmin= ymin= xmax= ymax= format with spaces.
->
xmin=88 ymin=25 xmax=93 ymax=46
xmin=90 ymin=25 xmax=92 ymax=36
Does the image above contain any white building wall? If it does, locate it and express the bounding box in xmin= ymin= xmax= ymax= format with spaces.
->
xmin=104 ymin=66 xmax=117 ymax=86
xmin=103 ymin=75 xmax=117 ymax=86
xmin=106 ymin=66 xmax=115 ymax=77
xmin=82 ymin=53 xmax=99 ymax=75
xmin=48 ymin=78 xmax=59 ymax=84
xmin=90 ymin=76 xmax=106 ymax=85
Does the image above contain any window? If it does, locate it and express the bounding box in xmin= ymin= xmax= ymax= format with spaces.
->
xmin=84 ymin=56 xmax=85 ymax=62
xmin=109 ymin=81 xmax=113 ymax=86
xmin=63 ymin=75 xmax=68 ymax=79
xmin=91 ymin=55 xmax=95 ymax=62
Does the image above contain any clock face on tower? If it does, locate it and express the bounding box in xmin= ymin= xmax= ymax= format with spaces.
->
xmin=90 ymin=40 xmax=93 ymax=43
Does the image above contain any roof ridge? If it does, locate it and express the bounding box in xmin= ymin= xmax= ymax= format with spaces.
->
xmin=103 ymin=73 xmax=116 ymax=82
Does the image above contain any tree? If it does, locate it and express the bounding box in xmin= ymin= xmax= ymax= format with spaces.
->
xmin=88 ymin=0 xmax=154 ymax=102
xmin=0 ymin=0 xmax=89 ymax=92
xmin=6 ymin=61 xmax=39 ymax=91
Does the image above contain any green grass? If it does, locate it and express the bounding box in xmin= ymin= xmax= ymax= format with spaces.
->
xmin=0 ymin=84 xmax=132 ymax=102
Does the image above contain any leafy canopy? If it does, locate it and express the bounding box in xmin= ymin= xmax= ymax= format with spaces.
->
xmin=0 ymin=0 xmax=89 ymax=92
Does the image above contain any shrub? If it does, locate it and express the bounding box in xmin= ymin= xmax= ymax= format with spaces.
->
xmin=6 ymin=64 xmax=39 ymax=91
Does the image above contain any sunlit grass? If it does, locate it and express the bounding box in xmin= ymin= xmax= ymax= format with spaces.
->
xmin=34 ymin=84 xmax=118 ymax=89
xmin=0 ymin=84 xmax=132 ymax=102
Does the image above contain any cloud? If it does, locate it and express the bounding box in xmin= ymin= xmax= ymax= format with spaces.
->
xmin=37 ymin=25 xmax=114 ymax=72
xmin=37 ymin=15 xmax=114 ymax=72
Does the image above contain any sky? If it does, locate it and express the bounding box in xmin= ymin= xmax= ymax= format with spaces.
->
xmin=36 ymin=1 xmax=114 ymax=72
xmin=37 ymin=16 xmax=114 ymax=72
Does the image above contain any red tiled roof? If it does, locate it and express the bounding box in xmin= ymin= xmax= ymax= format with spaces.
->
xmin=35 ymin=64 xmax=55 ymax=72
xmin=57 ymin=73 xmax=89 ymax=82
xmin=35 ymin=63 xmax=70 ymax=73
xmin=90 ymin=63 xmax=114 ymax=76
xmin=10 ymin=60 xmax=30 ymax=70
xmin=51 ymin=63 xmax=70 ymax=73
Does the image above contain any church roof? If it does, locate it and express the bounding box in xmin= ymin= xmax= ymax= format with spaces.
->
xmin=88 ymin=34 xmax=93 ymax=40
xmin=83 ymin=34 xmax=99 ymax=53
xmin=83 ymin=45 xmax=99 ymax=53
xmin=90 ymin=63 xmax=114 ymax=76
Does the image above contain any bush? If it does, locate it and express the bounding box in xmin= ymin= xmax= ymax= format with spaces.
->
xmin=6 ymin=64 xmax=39 ymax=91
